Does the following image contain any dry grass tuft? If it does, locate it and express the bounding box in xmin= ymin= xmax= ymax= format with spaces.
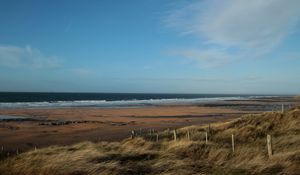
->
xmin=1 ymin=107 xmax=300 ymax=175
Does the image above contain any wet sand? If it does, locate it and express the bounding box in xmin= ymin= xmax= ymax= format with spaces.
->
xmin=0 ymin=96 xmax=299 ymax=154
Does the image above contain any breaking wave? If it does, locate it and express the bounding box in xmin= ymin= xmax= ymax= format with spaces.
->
xmin=0 ymin=97 xmax=248 ymax=108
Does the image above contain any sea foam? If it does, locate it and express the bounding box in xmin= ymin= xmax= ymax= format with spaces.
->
xmin=0 ymin=96 xmax=247 ymax=108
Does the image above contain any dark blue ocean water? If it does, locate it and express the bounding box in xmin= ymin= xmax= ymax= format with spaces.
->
xmin=0 ymin=92 xmax=275 ymax=108
xmin=0 ymin=92 xmax=261 ymax=102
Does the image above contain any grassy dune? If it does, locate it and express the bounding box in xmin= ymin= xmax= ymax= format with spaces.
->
xmin=1 ymin=107 xmax=300 ymax=175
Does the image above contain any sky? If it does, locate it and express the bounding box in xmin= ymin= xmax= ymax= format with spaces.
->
xmin=0 ymin=0 xmax=300 ymax=94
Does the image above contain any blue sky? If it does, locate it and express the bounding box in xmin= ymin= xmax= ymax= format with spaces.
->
xmin=1 ymin=0 xmax=300 ymax=94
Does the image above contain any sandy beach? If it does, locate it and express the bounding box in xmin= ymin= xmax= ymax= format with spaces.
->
xmin=1 ymin=96 xmax=299 ymax=154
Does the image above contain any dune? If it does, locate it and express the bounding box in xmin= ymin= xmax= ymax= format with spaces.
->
xmin=1 ymin=107 xmax=300 ymax=175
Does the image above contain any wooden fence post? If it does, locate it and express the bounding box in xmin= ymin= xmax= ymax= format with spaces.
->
xmin=1 ymin=146 xmax=3 ymax=152
xmin=187 ymin=129 xmax=190 ymax=141
xmin=173 ymin=130 xmax=177 ymax=141
xmin=205 ymin=132 xmax=208 ymax=144
xmin=131 ymin=130 xmax=135 ymax=139
xmin=139 ymin=128 xmax=142 ymax=136
xmin=16 ymin=149 xmax=19 ymax=155
xmin=281 ymin=104 xmax=284 ymax=113
xmin=267 ymin=134 xmax=273 ymax=158
xmin=156 ymin=133 xmax=159 ymax=142
xmin=231 ymin=134 xmax=235 ymax=153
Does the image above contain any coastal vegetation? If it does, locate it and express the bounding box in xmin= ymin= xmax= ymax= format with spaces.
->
xmin=1 ymin=107 xmax=300 ymax=175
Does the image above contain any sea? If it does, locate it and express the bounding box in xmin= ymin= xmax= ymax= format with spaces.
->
xmin=0 ymin=92 xmax=279 ymax=108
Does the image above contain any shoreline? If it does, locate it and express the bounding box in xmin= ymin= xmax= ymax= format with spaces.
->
xmin=0 ymin=96 xmax=299 ymax=154
xmin=0 ymin=95 xmax=292 ymax=109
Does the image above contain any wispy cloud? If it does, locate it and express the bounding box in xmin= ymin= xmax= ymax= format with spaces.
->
xmin=165 ymin=0 xmax=300 ymax=66
xmin=168 ymin=48 xmax=232 ymax=67
xmin=68 ymin=68 xmax=95 ymax=76
xmin=0 ymin=45 xmax=62 ymax=69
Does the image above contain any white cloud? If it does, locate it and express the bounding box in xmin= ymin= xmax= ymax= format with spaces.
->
xmin=0 ymin=45 xmax=61 ymax=69
xmin=165 ymin=0 xmax=300 ymax=65
xmin=168 ymin=48 xmax=232 ymax=67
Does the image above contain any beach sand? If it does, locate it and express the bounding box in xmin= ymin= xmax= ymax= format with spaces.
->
xmin=0 ymin=96 xmax=299 ymax=154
